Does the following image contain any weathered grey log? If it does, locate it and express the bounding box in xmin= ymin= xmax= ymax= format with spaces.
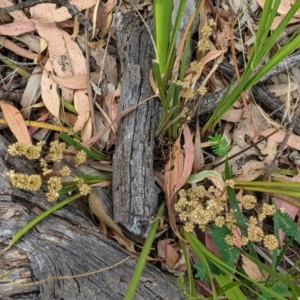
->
xmin=112 ymin=12 xmax=159 ymax=238
xmin=0 ymin=135 xmax=183 ymax=299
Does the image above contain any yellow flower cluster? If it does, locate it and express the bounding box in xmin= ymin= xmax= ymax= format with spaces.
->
xmin=177 ymin=78 xmax=207 ymax=100
xmin=176 ymin=184 xmax=279 ymax=251
xmin=197 ymin=19 xmax=216 ymax=52
xmin=8 ymin=141 xmax=45 ymax=160
xmin=175 ymin=185 xmax=227 ymax=232
xmin=75 ymin=150 xmax=87 ymax=165
xmin=74 ymin=177 xmax=91 ymax=195
xmin=46 ymin=176 xmax=62 ymax=202
xmin=7 ymin=170 xmax=42 ymax=191
xmin=7 ymin=140 xmax=92 ymax=203
xmin=49 ymin=141 xmax=66 ymax=162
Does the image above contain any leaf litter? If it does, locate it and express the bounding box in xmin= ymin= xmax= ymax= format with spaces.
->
xmin=1 ymin=0 xmax=300 ymax=293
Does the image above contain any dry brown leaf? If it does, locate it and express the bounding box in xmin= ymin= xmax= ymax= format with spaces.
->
xmin=88 ymin=190 xmax=124 ymax=238
xmin=0 ymin=19 xmax=36 ymax=36
xmin=221 ymin=108 xmax=243 ymax=123
xmin=94 ymin=112 xmax=111 ymax=147
xmin=15 ymin=34 xmax=47 ymax=54
xmin=80 ymin=116 xmax=93 ymax=142
xmin=233 ymin=103 xmax=269 ymax=148
xmin=51 ymin=74 xmax=88 ymax=90
xmin=164 ymin=123 xmax=194 ymax=203
xmin=0 ymin=36 xmax=39 ymax=61
xmin=260 ymin=138 xmax=278 ymax=164
xmin=271 ymin=15 xmax=300 ymax=30
xmin=193 ymin=121 xmax=204 ymax=172
xmin=234 ymin=160 xmax=264 ymax=181
xmin=90 ymin=47 xmax=118 ymax=86
xmin=21 ymin=66 xmax=42 ymax=118
xmin=241 ymin=254 xmax=269 ymax=281
xmin=257 ymin=0 xmax=300 ymax=17
xmin=200 ymin=50 xmax=224 ymax=66
xmin=73 ymin=90 xmax=90 ymax=132
xmin=36 ymin=19 xmax=90 ymax=127
xmin=267 ymin=82 xmax=299 ymax=97
xmin=0 ymin=0 xmax=28 ymax=20
xmin=157 ymin=239 xmax=179 ymax=268
xmin=41 ymin=61 xmax=61 ymax=120
xmin=261 ymin=128 xmax=300 ymax=151
xmin=257 ymin=0 xmax=300 ymax=29
xmin=0 ymin=100 xmax=32 ymax=146
xmin=30 ymin=0 xmax=97 ymax=24
xmin=105 ymin=86 xmax=120 ymax=131
xmin=96 ymin=0 xmax=117 ymax=32
xmin=164 ymin=123 xmax=194 ymax=236
xmin=36 ymin=22 xmax=74 ymax=101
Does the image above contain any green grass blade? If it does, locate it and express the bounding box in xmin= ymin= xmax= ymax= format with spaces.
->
xmin=185 ymin=231 xmax=289 ymax=299
xmin=246 ymin=32 xmax=300 ymax=89
xmin=153 ymin=0 xmax=173 ymax=73
xmin=179 ymin=239 xmax=197 ymax=298
xmin=59 ymin=132 xmax=107 ymax=159
xmin=246 ymin=0 xmax=280 ymax=69
xmin=202 ymin=1 xmax=300 ymax=134
xmin=124 ymin=202 xmax=165 ymax=300
xmin=5 ymin=193 xmax=82 ymax=251
xmin=163 ymin=0 xmax=186 ymax=86
xmin=184 ymin=231 xmax=247 ymax=299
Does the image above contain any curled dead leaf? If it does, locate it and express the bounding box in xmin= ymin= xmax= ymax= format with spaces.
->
xmin=0 ymin=100 xmax=32 ymax=146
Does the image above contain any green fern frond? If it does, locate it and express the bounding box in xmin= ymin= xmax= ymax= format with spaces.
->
xmin=193 ymin=262 xmax=208 ymax=280
xmin=210 ymin=225 xmax=240 ymax=267
xmin=294 ymin=231 xmax=300 ymax=244
xmin=208 ymin=133 xmax=230 ymax=156
xmin=258 ymin=280 xmax=290 ymax=300
xmin=274 ymin=210 xmax=297 ymax=238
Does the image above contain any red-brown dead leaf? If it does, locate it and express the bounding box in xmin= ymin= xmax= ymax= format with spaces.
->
xmin=261 ymin=128 xmax=300 ymax=151
xmin=41 ymin=61 xmax=61 ymax=120
xmin=0 ymin=36 xmax=39 ymax=61
xmin=0 ymin=0 xmax=28 ymax=20
xmin=241 ymin=254 xmax=269 ymax=281
xmin=21 ymin=65 xmax=42 ymax=118
xmin=80 ymin=115 xmax=93 ymax=141
xmin=30 ymin=0 xmax=97 ymax=24
xmin=221 ymin=108 xmax=243 ymax=123
xmin=0 ymin=19 xmax=36 ymax=36
xmin=257 ymin=0 xmax=300 ymax=18
xmin=96 ymin=0 xmax=117 ymax=34
xmin=51 ymin=74 xmax=88 ymax=90
xmin=164 ymin=123 xmax=194 ymax=236
xmin=15 ymin=34 xmax=47 ymax=54
xmin=73 ymin=90 xmax=90 ymax=133
xmin=28 ymin=112 xmax=50 ymax=135
xmin=105 ymin=85 xmax=120 ymax=131
xmin=0 ymin=100 xmax=32 ymax=146
xmin=164 ymin=123 xmax=194 ymax=203
xmin=157 ymin=239 xmax=180 ymax=268
xmin=200 ymin=50 xmax=224 ymax=66
xmin=36 ymin=18 xmax=90 ymax=128
xmin=36 ymin=22 xmax=74 ymax=101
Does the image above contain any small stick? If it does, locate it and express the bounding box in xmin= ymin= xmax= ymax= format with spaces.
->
xmin=0 ymin=0 xmax=92 ymax=31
